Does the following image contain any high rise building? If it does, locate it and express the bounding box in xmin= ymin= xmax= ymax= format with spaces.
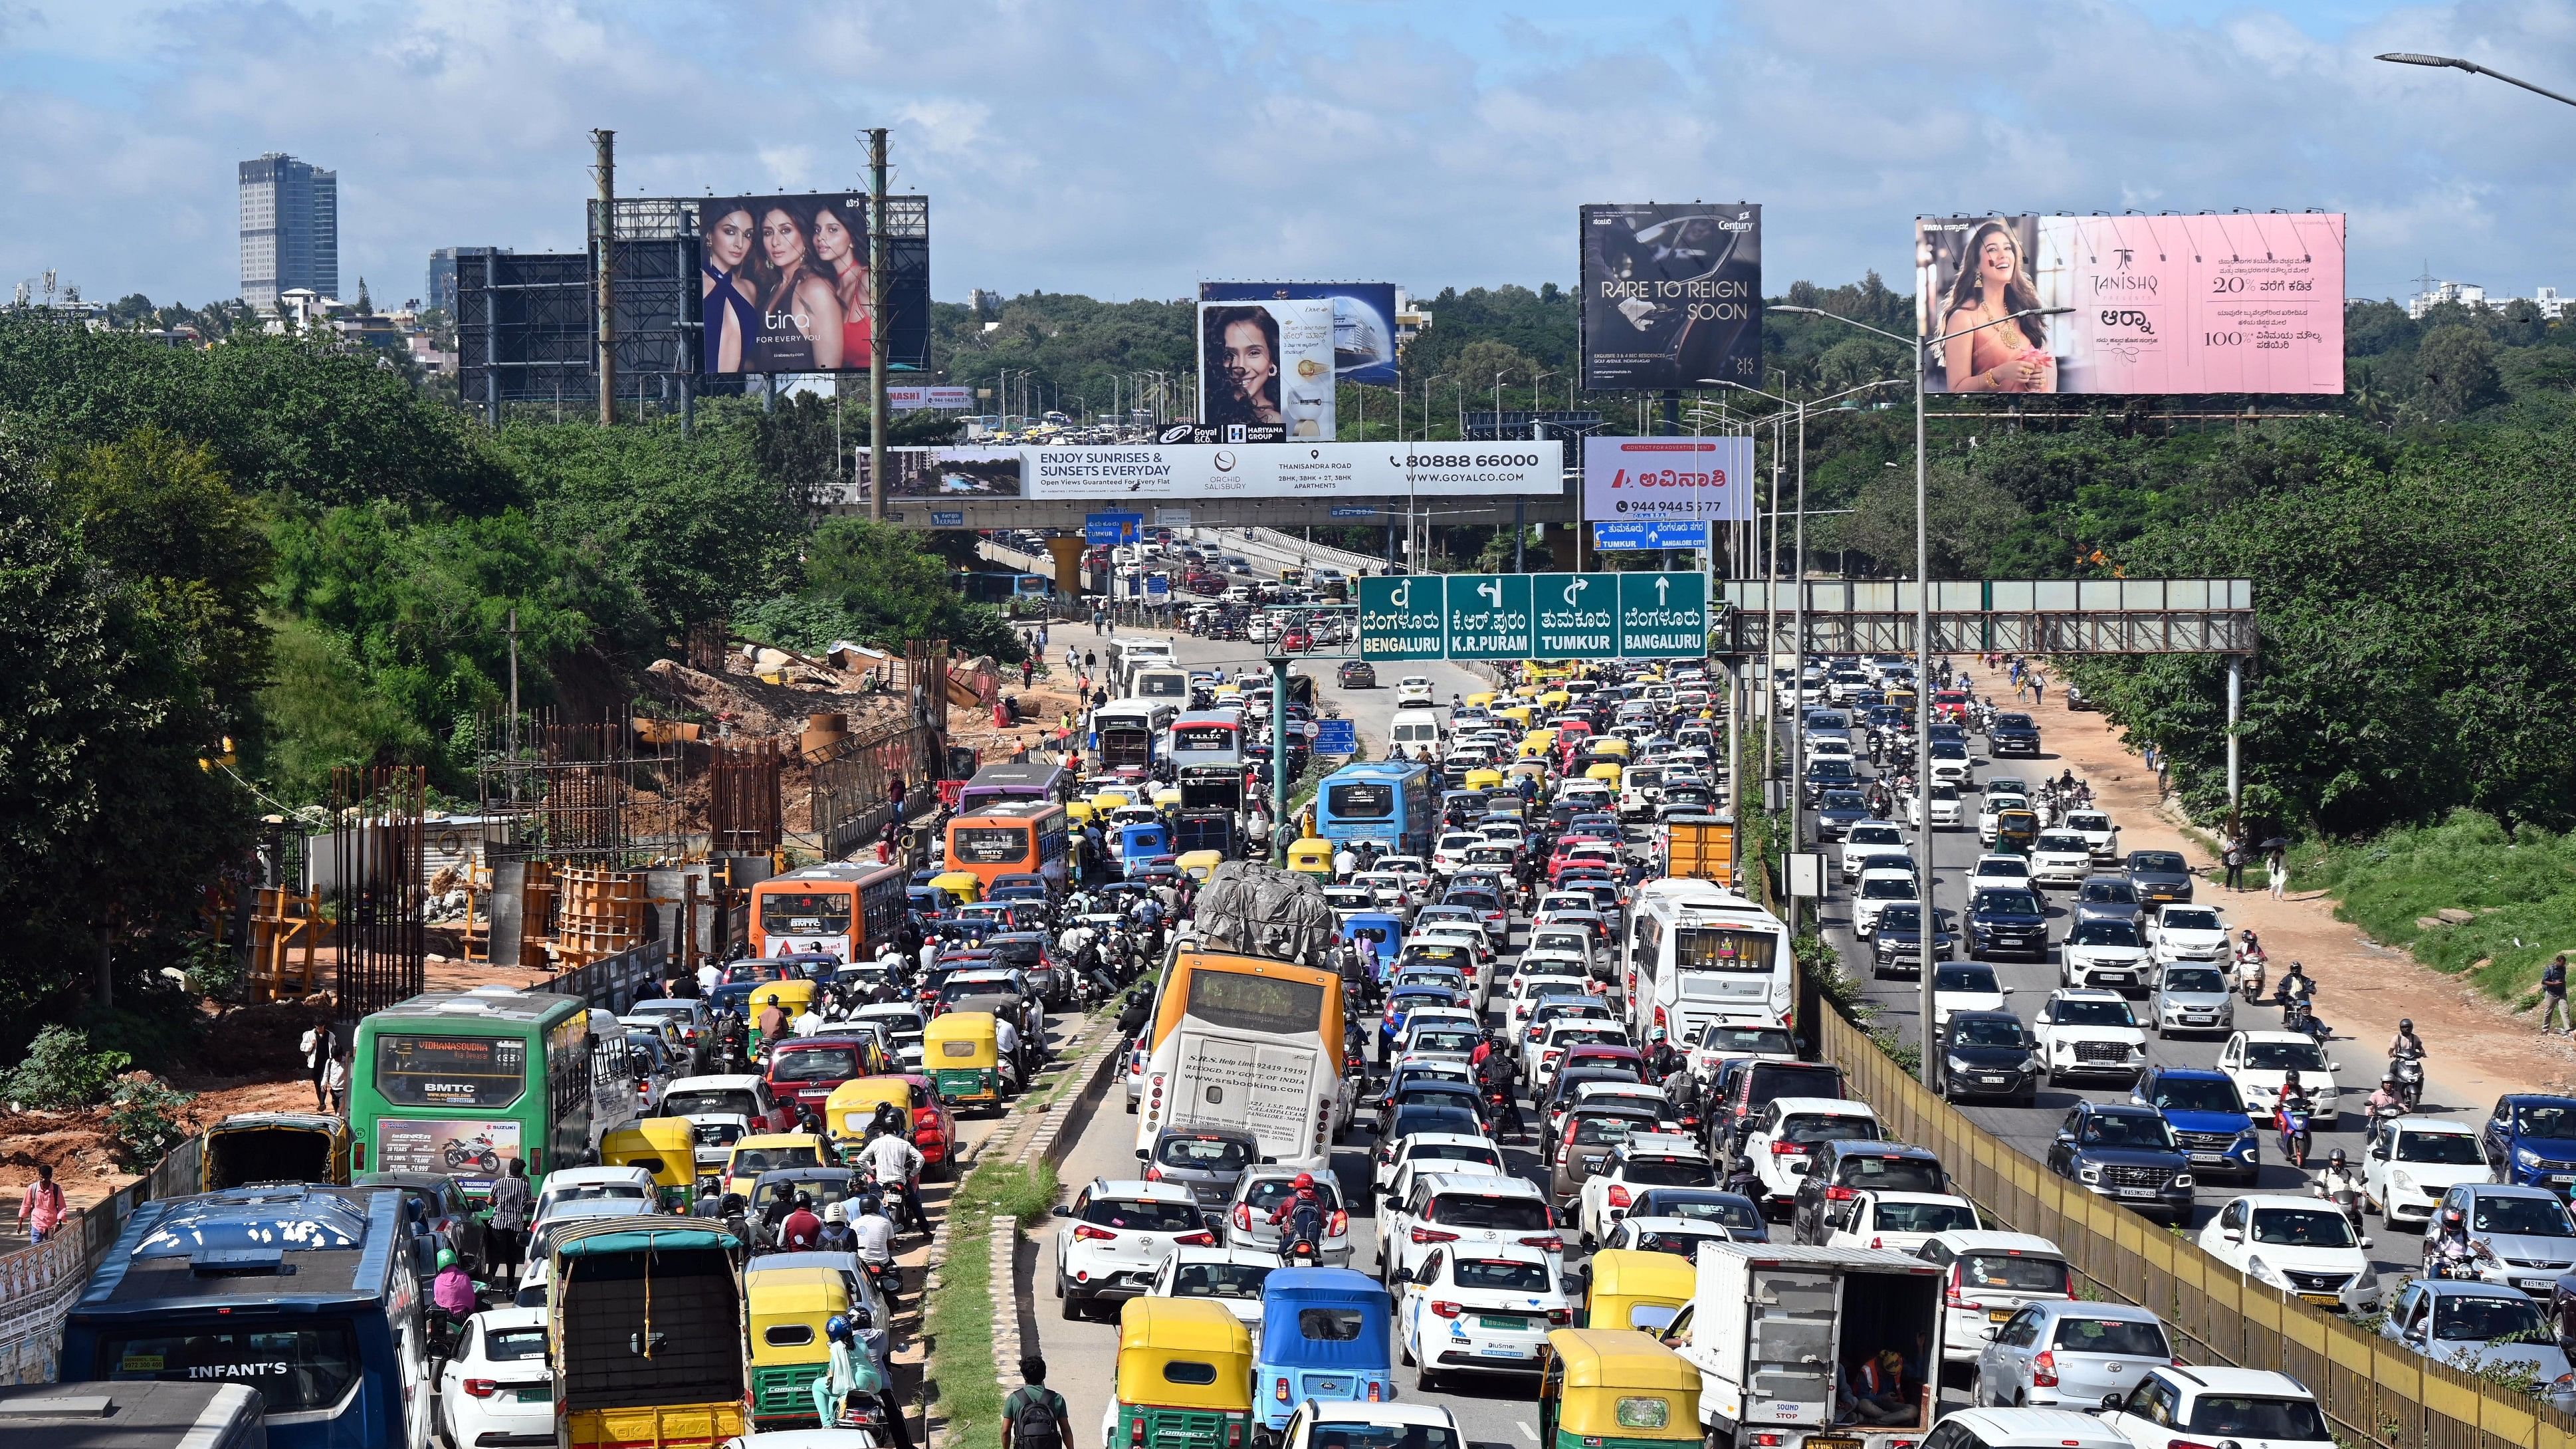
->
xmin=239 ymin=153 xmax=338 ymax=310
xmin=427 ymin=247 xmax=509 ymax=314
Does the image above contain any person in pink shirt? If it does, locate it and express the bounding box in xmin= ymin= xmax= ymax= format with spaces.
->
xmin=19 ymin=1165 xmax=65 ymax=1242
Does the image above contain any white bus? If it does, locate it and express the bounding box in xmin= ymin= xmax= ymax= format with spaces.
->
xmin=1624 ymin=878 xmax=1796 ymax=1045
xmin=1136 ymin=949 xmax=1352 ymax=1171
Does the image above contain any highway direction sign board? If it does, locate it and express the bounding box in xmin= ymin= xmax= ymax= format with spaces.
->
xmin=1444 ymin=574 xmax=1534 ymax=659
xmin=1356 ymin=576 xmax=1448 ymax=661
xmin=1357 ymin=572 xmax=1709 ymax=661
xmin=1312 ymin=718 xmax=1358 ymax=754
xmin=1617 ymin=570 xmax=1708 ymax=657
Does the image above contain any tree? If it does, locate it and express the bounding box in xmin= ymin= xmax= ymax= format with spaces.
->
xmin=747 ymin=517 xmax=1025 ymax=662
xmin=2417 ymin=325 xmax=2504 ymax=420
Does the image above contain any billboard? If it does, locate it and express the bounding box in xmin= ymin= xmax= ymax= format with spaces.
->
xmin=1025 ymin=442 xmax=1561 ymax=501
xmin=885 ymin=385 xmax=973 ymax=411
xmin=848 ymin=447 xmax=1024 ymax=506
xmin=1199 ymin=282 xmax=1400 ymax=386
xmin=696 ymin=191 xmax=930 ymax=376
xmin=1579 ymin=203 xmax=1762 ymax=391
xmin=1913 ymin=213 xmax=2345 ymax=394
xmin=1194 ymin=299 xmax=1337 ymax=443
xmin=1581 ymin=435 xmax=1757 ymax=522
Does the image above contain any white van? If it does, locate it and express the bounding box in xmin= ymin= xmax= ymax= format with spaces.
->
xmin=1388 ymin=708 xmax=1445 ymax=757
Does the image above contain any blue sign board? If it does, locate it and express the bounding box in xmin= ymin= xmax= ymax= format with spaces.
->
xmin=929 ymin=510 xmax=965 ymax=527
xmin=1590 ymin=523 xmax=1649 ymax=551
xmin=1592 ymin=520 xmax=1706 ymax=550
xmin=1144 ymin=575 xmax=1170 ymax=597
xmin=1085 ymin=511 xmax=1143 ymax=546
xmin=1313 ymin=719 xmax=1358 ymax=755
xmin=1329 ymin=505 xmax=1381 ymax=520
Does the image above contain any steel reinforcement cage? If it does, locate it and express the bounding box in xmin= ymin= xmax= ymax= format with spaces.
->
xmin=1815 ymin=1005 xmax=2576 ymax=1449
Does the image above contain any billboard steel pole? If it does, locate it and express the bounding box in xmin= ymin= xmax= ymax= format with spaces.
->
xmin=592 ymin=128 xmax=615 ymax=427
xmin=868 ymin=128 xmax=890 ymax=523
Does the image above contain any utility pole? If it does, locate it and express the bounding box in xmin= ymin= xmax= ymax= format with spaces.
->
xmin=867 ymin=127 xmax=891 ymax=522
xmin=592 ymin=129 xmax=615 ymax=427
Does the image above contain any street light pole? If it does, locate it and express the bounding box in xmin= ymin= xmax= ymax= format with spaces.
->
xmin=2378 ymin=52 xmax=2576 ymax=108
xmin=1418 ymin=374 xmax=1449 ymax=571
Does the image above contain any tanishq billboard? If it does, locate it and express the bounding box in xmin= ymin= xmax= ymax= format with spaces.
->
xmin=1193 ymin=299 xmax=1337 ymax=443
xmin=1914 ymin=213 xmax=2345 ymax=395
xmin=1579 ymin=203 xmax=1763 ymax=390
xmin=1580 ymin=435 xmax=1757 ymax=523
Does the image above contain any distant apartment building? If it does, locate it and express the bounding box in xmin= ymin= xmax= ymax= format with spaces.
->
xmin=239 ymin=153 xmax=338 ymax=310
xmin=427 ymin=246 xmax=509 ymax=314
xmin=2409 ymin=278 xmax=2569 ymax=321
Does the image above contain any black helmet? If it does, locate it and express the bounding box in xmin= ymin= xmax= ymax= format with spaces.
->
xmin=2400 ymin=1018 xmax=2414 ymax=1031
xmin=795 ymin=1191 xmax=813 ymax=1210
xmin=2329 ymin=1149 xmax=2347 ymax=1168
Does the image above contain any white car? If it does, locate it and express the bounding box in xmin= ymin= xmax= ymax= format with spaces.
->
xmin=1275 ymin=1402 xmax=1463 ymax=1449
xmin=1144 ymin=1244 xmax=1282 ymax=1329
xmin=1969 ymin=853 xmax=2034 ymax=890
xmin=1380 ymin=1171 xmax=1561 ymax=1289
xmin=2195 ymin=1194 xmax=2381 ymax=1313
xmin=1394 ymin=1240 xmax=1570 ymax=1387
xmin=1907 ymin=782 xmax=1963 ymax=830
xmin=438 ymin=1307 xmax=554 ymax=1446
xmin=1840 ymin=822 xmax=1909 ymax=879
xmin=2217 ymin=1030 xmax=2339 ymax=1126
xmin=1932 ymin=962 xmax=2012 ymax=1032
xmin=1577 ymin=1133 xmax=1716 ymax=1246
xmin=1350 ymin=871 xmax=1416 ymax=912
xmin=2030 ymin=989 xmax=2148 ymax=1087
xmin=1919 ymin=1230 xmax=2077 ymax=1363
xmin=2062 ymin=919 xmax=2153 ymax=993
xmin=1685 ymin=1022 xmax=1798 ymax=1081
xmin=1818 ymin=1188 xmax=1983 ymax=1252
xmin=2363 ymin=1116 xmax=2494 ymax=1226
xmin=1521 ymin=927 xmax=1596 ymax=976
xmin=1852 ymin=866 xmax=1921 ymax=938
xmin=2028 ymin=832 xmax=2094 ymax=889
xmin=1928 ymin=740 xmax=1976 ymax=784
xmin=1741 ymin=1096 xmax=1882 ymax=1216
xmin=2064 ymin=810 xmax=2121 ymax=862
xmin=1374 ymin=1130 xmax=1507 ymax=1198
xmin=2145 ymin=903 xmax=2228 ymax=966
xmin=1803 ymin=736 xmax=1856 ymax=769
xmin=1531 ymin=1020 xmax=1632 ymax=1095
xmin=1976 ymin=794 xmax=2033 ymax=845
xmin=1397 ymin=676 xmax=1436 ymax=705
xmin=530 ymin=1165 xmax=657 ymax=1230
xmin=1051 ymin=1178 xmax=1218 ymax=1317
xmin=1430 ymin=832 xmax=1481 ymax=877
xmin=851 ymin=1004 xmax=928 ymax=1071
xmin=2097 ymin=1367 xmax=2336 ymax=1449
xmin=1507 ymin=970 xmax=1593 ymax=1028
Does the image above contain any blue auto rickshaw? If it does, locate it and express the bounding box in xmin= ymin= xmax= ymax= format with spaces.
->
xmin=1340 ymin=913 xmax=1404 ymax=982
xmin=1255 ymin=1268 xmax=1395 ymax=1431
xmin=1118 ymin=821 xmax=1172 ymax=870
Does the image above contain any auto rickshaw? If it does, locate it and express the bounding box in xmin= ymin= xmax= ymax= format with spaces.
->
xmin=1994 ymin=808 xmax=2042 ymax=855
xmin=1463 ymin=767 xmax=1504 ymax=794
xmin=199 ymin=1111 xmax=352 ymax=1190
xmin=1507 ymin=760 xmax=1552 ymax=794
xmin=1536 ymin=1329 xmax=1703 ymax=1449
xmin=1113 ymin=1298 xmax=1257 ymax=1449
xmin=922 ymin=1010 xmax=1004 ymax=1111
xmin=1255 ymin=1268 xmax=1393 ymax=1431
xmin=1176 ymin=849 xmax=1224 ymax=883
xmin=1518 ymin=728 xmax=1558 ymax=759
xmin=1286 ymin=837 xmax=1335 ymax=879
xmin=744 ymin=1264 xmax=854 ymax=1429
xmin=748 ymin=979 xmax=819 ymax=1045
xmin=1539 ymin=689 xmax=1572 ymax=712
xmin=1464 ymin=691 xmax=1497 ymax=711
xmin=928 ymin=871 xmax=982 ymax=907
xmin=1579 ymin=1250 xmax=1696 ymax=1332
xmin=722 ymin=1131 xmax=831 ymax=1198
xmin=825 ymin=1073 xmax=956 ymax=1177
xmin=1585 ymin=760 xmax=1625 ymax=792
xmin=1495 ymin=705 xmax=1536 ymax=731
xmin=1090 ymin=789 xmax=1134 ymax=814
xmin=1066 ymin=799 xmax=1098 ymax=830
xmin=1150 ymin=786 xmax=1182 ymax=816
xmin=599 ymin=1118 xmax=698 ymax=1209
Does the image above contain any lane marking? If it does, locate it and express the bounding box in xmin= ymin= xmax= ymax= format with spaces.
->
xmin=1516 ymin=1422 xmax=1537 ymax=1442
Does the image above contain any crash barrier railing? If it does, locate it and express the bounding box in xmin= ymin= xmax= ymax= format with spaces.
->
xmin=1816 ymin=1004 xmax=2576 ymax=1449
xmin=0 ymin=1136 xmax=203 ymax=1384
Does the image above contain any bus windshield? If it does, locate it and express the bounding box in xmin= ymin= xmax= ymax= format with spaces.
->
xmin=951 ymin=828 xmax=1030 ymax=864
xmin=760 ymin=892 xmax=852 ymax=934
xmin=1327 ymin=782 xmax=1394 ymax=818
xmin=103 ymin=1323 xmax=360 ymax=1411
xmin=373 ymin=1034 xmax=526 ymax=1109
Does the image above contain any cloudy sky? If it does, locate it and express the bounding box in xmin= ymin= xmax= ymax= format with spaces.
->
xmin=3 ymin=0 xmax=2569 ymax=309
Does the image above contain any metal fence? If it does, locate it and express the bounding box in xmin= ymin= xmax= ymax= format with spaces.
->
xmin=0 ymin=1136 xmax=203 ymax=1384
xmin=811 ymin=719 xmax=940 ymax=860
xmin=1816 ymin=1006 xmax=2575 ymax=1449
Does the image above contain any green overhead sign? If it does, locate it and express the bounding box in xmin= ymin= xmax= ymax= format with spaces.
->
xmin=1358 ymin=571 xmax=1709 ymax=661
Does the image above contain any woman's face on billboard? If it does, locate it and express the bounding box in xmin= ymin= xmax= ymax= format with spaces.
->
xmin=1977 ymin=229 xmax=2018 ymax=288
xmin=1222 ymin=318 xmax=1275 ymax=399
xmin=812 ymin=208 xmax=855 ymax=266
xmin=707 ymin=209 xmax=754 ymax=271
xmin=762 ymin=209 xmax=807 ymax=270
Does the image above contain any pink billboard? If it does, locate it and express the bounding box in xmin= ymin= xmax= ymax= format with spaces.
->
xmin=1914 ymin=213 xmax=2345 ymax=394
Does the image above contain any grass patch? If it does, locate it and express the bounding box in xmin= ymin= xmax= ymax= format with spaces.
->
xmin=2292 ymin=809 xmax=2576 ymax=1006
xmin=924 ymin=1150 xmax=1063 ymax=1449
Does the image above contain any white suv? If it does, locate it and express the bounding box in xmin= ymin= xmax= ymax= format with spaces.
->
xmin=1740 ymin=1096 xmax=1881 ymax=1218
xmin=1051 ymin=1178 xmax=1216 ymax=1317
xmin=1853 ymin=866 xmax=1921 ymax=938
xmin=2030 ymin=989 xmax=2147 ymax=1088
xmin=2098 ymin=1367 xmax=2335 ymax=1449
xmin=2028 ymin=832 xmax=2094 ymax=889
xmin=1380 ymin=1171 xmax=1562 ymax=1289
xmin=1841 ymin=822 xmax=1908 ymax=880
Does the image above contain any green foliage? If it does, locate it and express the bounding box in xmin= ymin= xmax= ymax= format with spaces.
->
xmin=7 ymin=1026 xmax=132 ymax=1109
xmin=762 ymin=516 xmax=1027 ymax=663
xmin=2288 ymin=811 xmax=2576 ymax=1006
xmin=104 ymin=1077 xmax=197 ymax=1169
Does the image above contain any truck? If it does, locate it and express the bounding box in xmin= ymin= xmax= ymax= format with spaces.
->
xmin=1660 ymin=813 xmax=1737 ymax=883
xmin=1174 ymin=808 xmax=1237 ymax=858
xmin=551 ymin=1216 xmax=747 ymax=1449
xmin=1662 ymin=1242 xmax=1944 ymax=1449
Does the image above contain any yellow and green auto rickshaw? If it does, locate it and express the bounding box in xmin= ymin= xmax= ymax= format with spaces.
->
xmin=1579 ymin=1250 xmax=1696 ymax=1332
xmin=928 ymin=871 xmax=982 ymax=908
xmin=1462 ymin=767 xmax=1505 ymax=795
xmin=744 ymin=1264 xmax=853 ymax=1429
xmin=748 ymin=979 xmax=819 ymax=1049
xmin=599 ymin=1118 xmax=699 ymax=1209
xmin=1112 ymin=1297 xmax=1257 ymax=1449
xmin=200 ymin=1111 xmax=352 ymax=1190
xmin=722 ymin=1131 xmax=831 ymax=1199
xmin=1537 ymin=1329 xmax=1703 ymax=1449
xmin=1286 ymin=837 xmax=1335 ymax=879
xmin=922 ymin=1010 xmax=1004 ymax=1111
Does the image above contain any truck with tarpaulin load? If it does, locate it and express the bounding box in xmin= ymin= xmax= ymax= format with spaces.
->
xmin=549 ymin=1215 xmax=747 ymax=1449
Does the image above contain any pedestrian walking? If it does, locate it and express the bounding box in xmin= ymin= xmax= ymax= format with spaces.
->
xmin=2267 ymin=850 xmax=2288 ymax=900
xmin=2031 ymin=671 xmax=2046 ymax=706
xmin=299 ymin=1021 xmax=330 ymax=1110
xmin=324 ymin=1046 xmax=351 ymax=1115
xmin=2220 ymin=834 xmax=2245 ymax=891
xmin=1021 ymin=657 xmax=1034 ymax=689
xmin=19 ymin=1164 xmax=66 ymax=1243
xmin=486 ymin=1158 xmax=532 ymax=1285
xmin=2545 ymin=953 xmax=2574 ymax=1036
xmin=1003 ymin=1357 xmax=1074 ymax=1449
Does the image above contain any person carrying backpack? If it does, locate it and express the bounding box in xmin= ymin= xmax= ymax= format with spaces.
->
xmin=1004 ymin=1356 xmax=1073 ymax=1449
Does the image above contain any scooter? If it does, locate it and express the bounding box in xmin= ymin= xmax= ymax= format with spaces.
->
xmin=2274 ymin=1103 xmax=2311 ymax=1168
xmin=2284 ymin=998 xmax=2333 ymax=1048
xmin=2392 ymin=1054 xmax=2426 ymax=1111
xmin=2232 ymin=945 xmax=2268 ymax=1002
xmin=2313 ymin=1178 xmax=2363 ymax=1228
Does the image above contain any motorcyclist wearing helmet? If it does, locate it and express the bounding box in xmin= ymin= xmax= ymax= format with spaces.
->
xmin=2315 ymin=1149 xmax=2364 ymax=1204
xmin=1477 ymin=1038 xmax=1523 ymax=1134
xmin=2365 ymin=1076 xmax=2407 ymax=1117
xmin=2274 ymin=1069 xmax=2313 ymax=1123
xmin=781 ymin=1191 xmax=823 ymax=1251
xmin=2273 ymin=959 xmax=2313 ymax=1007
xmin=813 ymin=1312 xmax=911 ymax=1449
xmin=1267 ymin=1172 xmax=1331 ymax=1254
xmin=1646 ymin=1026 xmax=1683 ymax=1083
xmin=2428 ymin=1204 xmax=2474 ymax=1276
xmin=2389 ymin=1018 xmax=2425 ymax=1063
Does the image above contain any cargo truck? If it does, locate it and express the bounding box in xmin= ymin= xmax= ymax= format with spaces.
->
xmin=1660 ymin=814 xmax=1736 ymax=883
xmin=551 ymin=1216 xmax=747 ymax=1449
xmin=1658 ymin=1242 xmax=1944 ymax=1449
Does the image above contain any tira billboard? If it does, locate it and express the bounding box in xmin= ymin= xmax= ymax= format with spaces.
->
xmin=1579 ymin=203 xmax=1762 ymax=391
xmin=1914 ymin=213 xmax=2345 ymax=394
xmin=1193 ymin=298 xmax=1337 ymax=443
xmin=1200 ymin=282 xmax=1400 ymax=386
xmin=1580 ymin=435 xmax=1756 ymax=522
xmin=1026 ymin=442 xmax=1561 ymax=501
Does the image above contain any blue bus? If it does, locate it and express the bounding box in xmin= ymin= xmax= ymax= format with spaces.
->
xmin=60 ymin=1186 xmax=427 ymax=1449
xmin=1311 ymin=760 xmax=1434 ymax=857
xmin=956 ymin=760 xmax=1073 ymax=815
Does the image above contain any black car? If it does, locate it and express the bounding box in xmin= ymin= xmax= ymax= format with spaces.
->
xmin=1939 ymin=1011 xmax=2040 ymax=1105
xmin=1337 ymin=660 xmax=1376 ymax=688
xmin=2046 ymin=1101 xmax=2196 ymax=1222
xmin=1987 ymin=712 xmax=2043 ymax=756
xmin=1872 ymin=905 xmax=1959 ymax=977
xmin=1814 ymin=790 xmax=1872 ymax=841
xmin=2070 ymin=875 xmax=2145 ymax=930
xmin=1800 ymin=757 xmax=1859 ymax=804
xmin=2124 ymin=849 xmax=2196 ymax=905
xmin=1967 ymin=886 xmax=2050 ymax=960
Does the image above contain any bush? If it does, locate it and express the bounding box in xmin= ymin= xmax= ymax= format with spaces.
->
xmin=2296 ymin=809 xmax=2576 ymax=1006
xmin=7 ymin=1026 xmax=133 ymax=1109
xmin=104 ymin=1078 xmax=196 ymax=1168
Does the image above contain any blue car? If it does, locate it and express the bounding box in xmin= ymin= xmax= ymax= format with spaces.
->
xmin=2131 ymin=1064 xmax=2259 ymax=1184
xmin=1967 ymin=885 xmax=2050 ymax=961
xmin=2483 ymin=1095 xmax=2576 ymax=1194
xmin=1379 ymin=985 xmax=1462 ymax=1052
xmin=1255 ymin=1268 xmax=1394 ymax=1429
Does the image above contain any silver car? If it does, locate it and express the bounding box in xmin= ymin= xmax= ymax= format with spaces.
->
xmin=2148 ymin=962 xmax=2235 ymax=1039
xmin=1222 ymin=1166 xmax=1354 ymax=1266
xmin=1138 ymin=1126 xmax=1262 ymax=1209
xmin=1974 ymin=1299 xmax=2174 ymax=1410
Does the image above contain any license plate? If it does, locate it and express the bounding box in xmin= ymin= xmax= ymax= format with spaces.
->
xmin=1808 ymin=1436 xmax=1863 ymax=1449
xmin=1988 ymin=1308 xmax=2016 ymax=1323
xmin=1307 ymin=1377 xmax=1348 ymax=1394
xmin=1479 ymin=1345 xmax=1527 ymax=1358
xmin=2189 ymin=1153 xmax=2226 ymax=1165
xmin=1978 ymin=1074 xmax=2010 ymax=1085
xmin=2117 ymin=1186 xmax=2158 ymax=1198
xmin=2298 ymin=1292 xmax=2339 ymax=1307
xmin=2098 ymin=972 xmax=2131 ymax=983
xmin=515 ymin=1389 xmax=552 ymax=1403
xmin=1479 ymin=1314 xmax=1530 ymax=1331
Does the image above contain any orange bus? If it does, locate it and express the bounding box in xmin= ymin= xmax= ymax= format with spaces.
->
xmin=942 ymin=800 xmax=1070 ymax=893
xmin=749 ymin=860 xmax=910 ymax=962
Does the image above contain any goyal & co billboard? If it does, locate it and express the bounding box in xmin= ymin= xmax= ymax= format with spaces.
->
xmin=1914 ymin=213 xmax=2345 ymax=394
xmin=1581 ymin=435 xmax=1756 ymax=523
xmin=1579 ymin=203 xmax=1762 ymax=391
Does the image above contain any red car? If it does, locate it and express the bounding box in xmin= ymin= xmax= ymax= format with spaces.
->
xmin=1281 ymin=627 xmax=1313 ymax=651
xmin=1934 ymin=691 xmax=1971 ymax=722
xmin=762 ymin=1036 xmax=885 ymax=1117
xmin=891 ymin=1072 xmax=959 ymax=1174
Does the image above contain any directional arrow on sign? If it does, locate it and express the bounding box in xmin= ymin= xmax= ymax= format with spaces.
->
xmin=1656 ymin=576 xmax=1669 ymax=604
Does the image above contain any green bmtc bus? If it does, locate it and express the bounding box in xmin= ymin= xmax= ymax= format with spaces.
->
xmin=350 ymin=989 xmax=595 ymax=1196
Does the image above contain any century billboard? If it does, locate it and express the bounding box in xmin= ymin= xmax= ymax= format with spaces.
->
xmin=1579 ymin=203 xmax=1762 ymax=391
xmin=695 ymin=191 xmax=928 ymax=376
xmin=1913 ymin=213 xmax=2345 ymax=394
xmin=1199 ymin=282 xmax=1400 ymax=386
xmin=1193 ymin=299 xmax=1337 ymax=443
xmin=1025 ymin=443 xmax=1560 ymax=501
xmin=1580 ymin=435 xmax=1757 ymax=523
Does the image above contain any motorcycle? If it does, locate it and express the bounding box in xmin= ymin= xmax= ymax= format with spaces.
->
xmin=2392 ymin=1054 xmax=2426 ymax=1111
xmin=1282 ymin=1236 xmax=1323 ymax=1268
xmin=2313 ymin=1178 xmax=2363 ymax=1228
xmin=2274 ymin=1103 xmax=2312 ymax=1168
xmin=862 ymin=1254 xmax=903 ymax=1305
xmin=2425 ymin=1240 xmax=2480 ymax=1280
xmin=2284 ymin=998 xmax=2332 ymax=1048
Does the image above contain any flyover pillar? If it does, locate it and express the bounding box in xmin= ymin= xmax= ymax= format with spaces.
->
xmin=1043 ymin=536 xmax=1089 ymax=603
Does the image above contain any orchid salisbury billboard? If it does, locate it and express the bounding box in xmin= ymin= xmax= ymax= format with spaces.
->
xmin=1913 ymin=213 xmax=2345 ymax=395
